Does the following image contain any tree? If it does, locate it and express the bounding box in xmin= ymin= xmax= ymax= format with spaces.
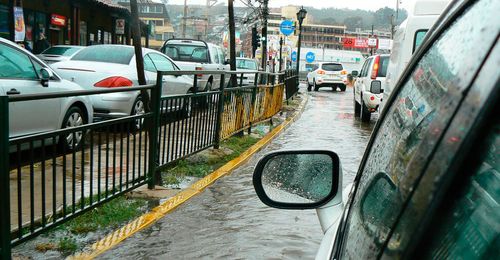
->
xmin=343 ymin=16 xmax=364 ymax=31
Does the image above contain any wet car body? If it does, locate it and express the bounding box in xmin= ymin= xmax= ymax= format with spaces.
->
xmin=252 ymin=0 xmax=500 ymax=258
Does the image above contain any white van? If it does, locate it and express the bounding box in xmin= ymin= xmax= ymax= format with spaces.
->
xmin=382 ymin=0 xmax=451 ymax=111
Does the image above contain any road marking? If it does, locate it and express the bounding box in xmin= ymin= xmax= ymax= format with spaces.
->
xmin=70 ymin=93 xmax=307 ymax=260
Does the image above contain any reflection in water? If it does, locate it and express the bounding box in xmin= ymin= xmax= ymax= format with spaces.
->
xmin=98 ymin=88 xmax=374 ymax=259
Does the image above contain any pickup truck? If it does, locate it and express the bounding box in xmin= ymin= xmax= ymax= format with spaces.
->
xmin=160 ymin=39 xmax=229 ymax=92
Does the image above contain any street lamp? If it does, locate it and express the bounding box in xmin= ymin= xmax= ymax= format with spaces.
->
xmin=296 ymin=6 xmax=307 ymax=86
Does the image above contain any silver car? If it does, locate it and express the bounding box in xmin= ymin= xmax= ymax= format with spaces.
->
xmin=0 ymin=38 xmax=93 ymax=150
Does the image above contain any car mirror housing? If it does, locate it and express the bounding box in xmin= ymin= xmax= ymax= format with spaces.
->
xmin=351 ymin=70 xmax=359 ymax=77
xmin=40 ymin=67 xmax=53 ymax=87
xmin=253 ymin=150 xmax=340 ymax=209
xmin=370 ymin=80 xmax=383 ymax=94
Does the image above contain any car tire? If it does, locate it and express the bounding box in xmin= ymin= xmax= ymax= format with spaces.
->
xmin=307 ymin=80 xmax=312 ymax=92
xmin=131 ymin=96 xmax=145 ymax=130
xmin=198 ymin=81 xmax=212 ymax=108
xmin=60 ymin=106 xmax=86 ymax=151
xmin=313 ymin=80 xmax=319 ymax=91
xmin=339 ymin=84 xmax=346 ymax=92
xmin=354 ymin=99 xmax=361 ymax=117
xmin=360 ymin=99 xmax=371 ymax=122
xmin=182 ymin=92 xmax=193 ymax=118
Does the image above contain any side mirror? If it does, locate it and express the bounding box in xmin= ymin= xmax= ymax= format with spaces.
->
xmin=224 ymin=59 xmax=230 ymax=65
xmin=370 ymin=80 xmax=383 ymax=94
xmin=40 ymin=68 xmax=53 ymax=87
xmin=351 ymin=70 xmax=359 ymax=77
xmin=253 ymin=150 xmax=340 ymax=209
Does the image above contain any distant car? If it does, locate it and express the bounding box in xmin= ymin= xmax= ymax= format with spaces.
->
xmin=235 ymin=57 xmax=259 ymax=86
xmin=352 ymin=54 xmax=390 ymax=122
xmin=52 ymin=45 xmax=194 ymax=125
xmin=36 ymin=45 xmax=85 ymax=64
xmin=161 ymin=39 xmax=229 ymax=92
xmin=252 ymin=0 xmax=499 ymax=259
xmin=0 ymin=38 xmax=93 ymax=150
xmin=306 ymin=62 xmax=347 ymax=92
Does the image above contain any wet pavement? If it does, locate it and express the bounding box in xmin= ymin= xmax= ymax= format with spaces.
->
xmin=99 ymin=85 xmax=377 ymax=259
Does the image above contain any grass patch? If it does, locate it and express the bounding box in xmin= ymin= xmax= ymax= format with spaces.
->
xmin=57 ymin=237 xmax=78 ymax=255
xmin=161 ymin=135 xmax=260 ymax=184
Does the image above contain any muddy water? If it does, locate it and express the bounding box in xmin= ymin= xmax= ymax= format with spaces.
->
xmin=99 ymin=86 xmax=376 ymax=259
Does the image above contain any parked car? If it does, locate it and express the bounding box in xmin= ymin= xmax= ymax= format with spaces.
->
xmin=252 ymin=0 xmax=499 ymax=259
xmin=352 ymin=54 xmax=390 ymax=122
xmin=382 ymin=0 xmax=451 ymax=112
xmin=160 ymin=39 xmax=229 ymax=91
xmin=51 ymin=45 xmax=194 ymax=124
xmin=306 ymin=62 xmax=347 ymax=92
xmin=235 ymin=57 xmax=259 ymax=86
xmin=0 ymin=38 xmax=93 ymax=150
xmin=36 ymin=45 xmax=85 ymax=64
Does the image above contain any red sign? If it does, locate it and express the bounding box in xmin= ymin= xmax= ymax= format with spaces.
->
xmin=343 ymin=37 xmax=370 ymax=49
xmin=51 ymin=14 xmax=66 ymax=27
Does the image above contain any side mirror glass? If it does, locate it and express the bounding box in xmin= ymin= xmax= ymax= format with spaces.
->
xmin=253 ymin=150 xmax=340 ymax=209
xmin=370 ymin=80 xmax=382 ymax=94
xmin=40 ymin=68 xmax=53 ymax=87
xmin=351 ymin=70 xmax=359 ymax=77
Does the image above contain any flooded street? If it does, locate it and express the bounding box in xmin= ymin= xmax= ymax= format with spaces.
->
xmin=99 ymin=85 xmax=376 ymax=259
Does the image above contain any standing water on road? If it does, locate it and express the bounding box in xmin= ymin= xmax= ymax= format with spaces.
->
xmin=100 ymin=86 xmax=376 ymax=259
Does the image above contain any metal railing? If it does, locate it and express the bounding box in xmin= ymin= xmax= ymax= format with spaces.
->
xmin=0 ymin=69 xmax=294 ymax=259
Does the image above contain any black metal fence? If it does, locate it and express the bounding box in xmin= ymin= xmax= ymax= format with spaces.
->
xmin=0 ymin=69 xmax=298 ymax=259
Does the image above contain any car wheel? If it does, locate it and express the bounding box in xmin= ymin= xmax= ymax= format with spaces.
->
xmin=360 ymin=99 xmax=371 ymax=122
xmin=313 ymin=80 xmax=319 ymax=91
xmin=182 ymin=93 xmax=193 ymax=118
xmin=339 ymin=84 xmax=346 ymax=92
xmin=198 ymin=81 xmax=212 ymax=108
xmin=354 ymin=99 xmax=361 ymax=117
xmin=60 ymin=106 xmax=86 ymax=151
xmin=131 ymin=96 xmax=145 ymax=130
xmin=307 ymin=80 xmax=312 ymax=92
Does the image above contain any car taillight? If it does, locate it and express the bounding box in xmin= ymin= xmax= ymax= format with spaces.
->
xmin=195 ymin=67 xmax=203 ymax=77
xmin=317 ymin=70 xmax=326 ymax=75
xmin=371 ymin=56 xmax=380 ymax=80
xmin=94 ymin=76 xmax=133 ymax=88
xmin=341 ymin=70 xmax=347 ymax=75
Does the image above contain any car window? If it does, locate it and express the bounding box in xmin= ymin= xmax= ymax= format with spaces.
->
xmin=212 ymin=47 xmax=220 ymax=64
xmin=421 ymin=123 xmax=499 ymax=259
xmin=71 ymin=45 xmax=134 ymax=64
xmin=0 ymin=43 xmax=38 ymax=79
xmin=42 ymin=46 xmax=82 ymax=56
xmin=236 ymin=59 xmax=258 ymax=70
xmin=148 ymin=53 xmax=175 ymax=71
xmin=321 ymin=63 xmax=343 ymax=71
xmin=218 ymin=48 xmax=225 ymax=64
xmin=360 ymin=58 xmax=371 ymax=77
xmin=143 ymin=54 xmax=156 ymax=72
xmin=164 ymin=44 xmax=209 ymax=63
xmin=377 ymin=56 xmax=389 ymax=77
xmin=340 ymin=0 xmax=499 ymax=258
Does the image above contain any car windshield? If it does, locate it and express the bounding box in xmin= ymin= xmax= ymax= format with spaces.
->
xmin=41 ymin=46 xmax=82 ymax=56
xmin=322 ymin=63 xmax=343 ymax=71
xmin=236 ymin=59 xmax=257 ymax=70
xmin=71 ymin=46 xmax=134 ymax=64
xmin=163 ymin=44 xmax=209 ymax=63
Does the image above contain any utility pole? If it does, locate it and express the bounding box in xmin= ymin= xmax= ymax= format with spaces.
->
xmin=279 ymin=37 xmax=283 ymax=72
xmin=182 ymin=0 xmax=187 ymax=37
xmin=371 ymin=24 xmax=374 ymax=55
xmin=228 ymin=0 xmax=237 ymax=87
xmin=261 ymin=0 xmax=268 ymax=71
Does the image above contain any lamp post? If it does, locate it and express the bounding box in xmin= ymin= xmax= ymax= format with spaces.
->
xmin=296 ymin=6 xmax=307 ymax=86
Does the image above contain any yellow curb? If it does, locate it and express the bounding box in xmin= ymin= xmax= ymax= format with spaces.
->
xmin=70 ymin=94 xmax=308 ymax=260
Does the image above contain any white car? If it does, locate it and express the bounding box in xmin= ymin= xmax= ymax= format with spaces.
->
xmin=235 ymin=57 xmax=259 ymax=86
xmin=52 ymin=45 xmax=194 ymax=121
xmin=161 ymin=39 xmax=229 ymax=91
xmin=0 ymin=37 xmax=93 ymax=150
xmin=36 ymin=45 xmax=85 ymax=64
xmin=306 ymin=62 xmax=347 ymax=92
xmin=352 ymin=54 xmax=389 ymax=122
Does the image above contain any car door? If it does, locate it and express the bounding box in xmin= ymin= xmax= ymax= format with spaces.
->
xmin=333 ymin=0 xmax=499 ymax=258
xmin=354 ymin=59 xmax=370 ymax=103
xmin=147 ymin=52 xmax=191 ymax=95
xmin=0 ymin=42 xmax=61 ymax=138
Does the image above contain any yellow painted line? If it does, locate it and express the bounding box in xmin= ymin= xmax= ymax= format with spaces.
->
xmin=70 ymin=94 xmax=308 ymax=260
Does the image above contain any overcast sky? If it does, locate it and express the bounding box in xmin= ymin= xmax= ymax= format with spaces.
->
xmin=164 ymin=0 xmax=399 ymax=11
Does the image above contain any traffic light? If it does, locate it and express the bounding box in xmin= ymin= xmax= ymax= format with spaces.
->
xmin=252 ymin=27 xmax=261 ymax=58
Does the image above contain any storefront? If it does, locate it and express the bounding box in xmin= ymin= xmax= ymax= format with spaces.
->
xmin=0 ymin=0 xmax=133 ymax=51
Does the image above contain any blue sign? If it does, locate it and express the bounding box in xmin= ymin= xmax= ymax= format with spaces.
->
xmin=279 ymin=20 xmax=294 ymax=36
xmin=291 ymin=51 xmax=297 ymax=62
xmin=306 ymin=52 xmax=315 ymax=63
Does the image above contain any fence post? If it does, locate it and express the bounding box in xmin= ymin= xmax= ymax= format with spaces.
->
xmin=214 ymin=74 xmax=225 ymax=149
xmin=248 ymin=72 xmax=259 ymax=135
xmin=147 ymin=72 xmax=162 ymax=189
xmin=0 ymin=96 xmax=11 ymax=260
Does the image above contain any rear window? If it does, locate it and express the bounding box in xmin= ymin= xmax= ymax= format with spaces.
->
xmin=163 ymin=44 xmax=209 ymax=63
xmin=71 ymin=46 xmax=134 ymax=64
xmin=322 ymin=63 xmax=343 ymax=71
xmin=236 ymin=59 xmax=257 ymax=70
xmin=42 ymin=46 xmax=82 ymax=56
xmin=377 ymin=56 xmax=390 ymax=77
